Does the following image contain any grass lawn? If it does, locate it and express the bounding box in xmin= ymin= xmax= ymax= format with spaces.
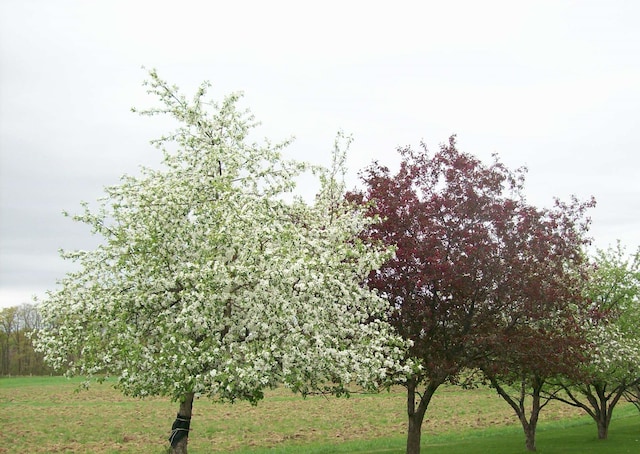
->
xmin=238 ymin=405 xmax=640 ymax=454
xmin=1 ymin=376 xmax=638 ymax=453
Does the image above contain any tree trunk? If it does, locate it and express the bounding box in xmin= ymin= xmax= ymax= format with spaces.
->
xmin=597 ymin=419 xmax=608 ymax=440
xmin=170 ymin=392 xmax=194 ymax=454
xmin=405 ymin=379 xmax=440 ymax=454
xmin=589 ymin=382 xmax=622 ymax=440
xmin=406 ymin=408 xmax=425 ymax=454
xmin=524 ymin=390 xmax=540 ymax=452
xmin=524 ymin=423 xmax=536 ymax=452
xmin=490 ymin=376 xmax=543 ymax=452
xmin=555 ymin=381 xmax=632 ymax=441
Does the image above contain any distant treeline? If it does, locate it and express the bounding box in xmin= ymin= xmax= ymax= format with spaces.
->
xmin=0 ymin=303 xmax=53 ymax=376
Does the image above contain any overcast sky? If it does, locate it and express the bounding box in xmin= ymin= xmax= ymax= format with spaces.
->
xmin=1 ymin=0 xmax=639 ymax=308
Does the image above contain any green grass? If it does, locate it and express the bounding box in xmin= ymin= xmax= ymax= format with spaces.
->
xmin=1 ymin=376 xmax=639 ymax=453
xmin=235 ymin=406 xmax=640 ymax=454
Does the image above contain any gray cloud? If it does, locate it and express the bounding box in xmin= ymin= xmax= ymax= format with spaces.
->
xmin=1 ymin=0 xmax=639 ymax=307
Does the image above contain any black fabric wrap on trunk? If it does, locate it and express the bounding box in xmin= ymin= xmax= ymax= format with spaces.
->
xmin=169 ymin=413 xmax=191 ymax=447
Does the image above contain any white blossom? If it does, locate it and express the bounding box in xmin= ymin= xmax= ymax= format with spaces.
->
xmin=33 ymin=70 xmax=408 ymax=402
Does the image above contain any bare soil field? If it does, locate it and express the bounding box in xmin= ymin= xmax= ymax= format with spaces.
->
xmin=0 ymin=376 xmax=585 ymax=453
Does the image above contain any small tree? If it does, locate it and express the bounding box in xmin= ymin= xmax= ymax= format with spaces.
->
xmin=0 ymin=306 xmax=19 ymax=375
xmin=0 ymin=304 xmax=49 ymax=375
xmin=34 ymin=71 xmax=406 ymax=453
xmin=481 ymin=318 xmax=590 ymax=451
xmin=549 ymin=243 xmax=640 ymax=439
xmin=475 ymin=193 xmax=594 ymax=452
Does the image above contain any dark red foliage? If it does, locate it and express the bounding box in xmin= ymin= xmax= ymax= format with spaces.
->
xmin=348 ymin=136 xmax=595 ymax=382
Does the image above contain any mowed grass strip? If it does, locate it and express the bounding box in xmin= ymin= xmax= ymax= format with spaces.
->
xmin=240 ymin=408 xmax=639 ymax=454
xmin=0 ymin=376 xmax=636 ymax=453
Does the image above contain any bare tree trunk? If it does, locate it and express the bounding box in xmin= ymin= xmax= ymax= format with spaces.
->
xmin=552 ymin=381 xmax=634 ymax=441
xmin=597 ymin=419 xmax=608 ymax=440
xmin=591 ymin=383 xmax=618 ymax=440
xmin=406 ymin=379 xmax=440 ymax=454
xmin=406 ymin=398 xmax=425 ymax=454
xmin=524 ymin=422 xmax=537 ymax=452
xmin=490 ymin=376 xmax=544 ymax=452
xmin=170 ymin=392 xmax=194 ymax=454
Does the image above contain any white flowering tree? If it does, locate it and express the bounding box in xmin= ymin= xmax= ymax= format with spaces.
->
xmin=549 ymin=242 xmax=640 ymax=439
xmin=34 ymin=70 xmax=407 ymax=453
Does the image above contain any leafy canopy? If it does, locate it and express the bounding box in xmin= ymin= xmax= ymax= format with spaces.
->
xmin=34 ymin=70 xmax=408 ymax=402
xmin=582 ymin=243 xmax=640 ymax=382
xmin=349 ymin=136 xmax=594 ymax=384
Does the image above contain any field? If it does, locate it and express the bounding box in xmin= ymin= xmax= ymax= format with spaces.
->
xmin=0 ymin=376 xmax=638 ymax=453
